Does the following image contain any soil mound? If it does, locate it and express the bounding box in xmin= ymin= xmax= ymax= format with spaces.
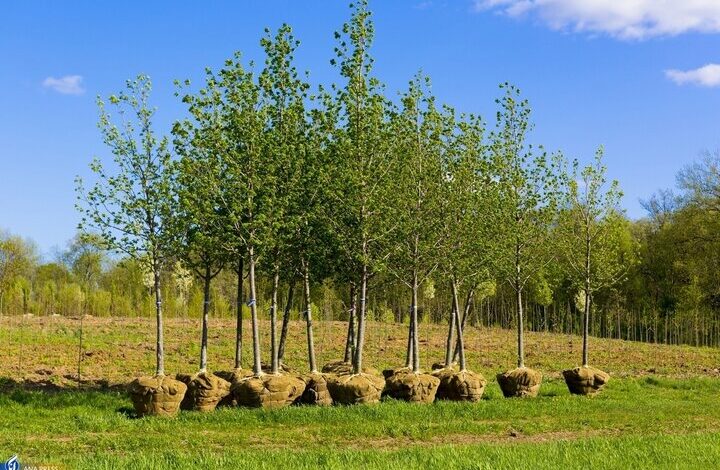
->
xmin=327 ymin=373 xmax=385 ymax=405
xmin=176 ymin=372 xmax=230 ymax=412
xmin=232 ymin=374 xmax=305 ymax=408
xmin=383 ymin=369 xmax=440 ymax=403
xmin=562 ymin=366 xmax=610 ymax=395
xmin=434 ymin=369 xmax=486 ymax=402
xmin=127 ymin=375 xmax=187 ymax=417
xmin=496 ymin=367 xmax=542 ymax=398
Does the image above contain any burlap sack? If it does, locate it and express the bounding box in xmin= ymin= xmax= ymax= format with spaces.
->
xmin=383 ymin=369 xmax=440 ymax=403
xmin=232 ymin=374 xmax=306 ymax=408
xmin=327 ymin=373 xmax=385 ymax=405
xmin=297 ymin=373 xmax=333 ymax=406
xmin=128 ymin=375 xmax=187 ymax=417
xmin=176 ymin=372 xmax=231 ymax=412
xmin=214 ymin=369 xmax=255 ymax=407
xmin=496 ymin=367 xmax=542 ymax=398
xmin=562 ymin=366 xmax=610 ymax=396
xmin=434 ymin=369 xmax=486 ymax=402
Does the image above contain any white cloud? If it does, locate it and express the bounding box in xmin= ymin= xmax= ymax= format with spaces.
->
xmin=473 ymin=0 xmax=720 ymax=40
xmin=42 ymin=75 xmax=85 ymax=95
xmin=665 ymin=64 xmax=720 ymax=87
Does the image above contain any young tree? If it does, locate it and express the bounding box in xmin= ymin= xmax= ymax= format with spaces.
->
xmin=324 ymin=0 xmax=392 ymax=404
xmin=383 ymin=75 xmax=443 ymax=402
xmin=491 ymin=84 xmax=562 ymax=398
xmin=171 ymin=108 xmax=232 ymax=410
xmin=76 ymin=75 xmax=187 ymax=416
xmin=180 ymin=56 xmax=267 ymax=378
xmin=258 ymin=24 xmax=309 ymax=375
xmin=559 ymin=148 xmax=629 ymax=395
xmin=432 ymin=109 xmax=495 ymax=401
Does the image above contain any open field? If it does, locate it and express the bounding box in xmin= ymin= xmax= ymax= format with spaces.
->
xmin=1 ymin=317 xmax=719 ymax=469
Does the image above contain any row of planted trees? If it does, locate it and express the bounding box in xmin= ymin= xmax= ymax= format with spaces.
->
xmin=76 ymin=1 xmax=627 ymax=415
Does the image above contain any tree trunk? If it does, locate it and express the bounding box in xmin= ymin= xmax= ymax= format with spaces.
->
xmin=516 ymin=286 xmax=525 ymax=369
xmin=248 ymin=246 xmax=262 ymax=377
xmin=353 ymin=262 xmax=368 ymax=375
xmin=444 ymin=286 xmax=456 ymax=368
xmin=200 ymin=266 xmax=211 ymax=372
xmin=303 ymin=260 xmax=318 ymax=373
xmin=582 ymin=216 xmax=591 ymax=367
xmin=405 ymin=307 xmax=415 ymax=368
xmin=344 ymin=282 xmax=357 ymax=363
xmin=582 ymin=289 xmax=590 ymax=367
xmin=234 ymin=255 xmax=244 ymax=370
xmin=452 ymin=287 xmax=475 ymax=363
xmin=411 ymin=270 xmax=420 ymax=373
xmin=153 ymin=266 xmax=165 ymax=377
xmin=451 ymin=280 xmax=467 ymax=371
xmin=277 ymin=281 xmax=295 ymax=363
xmin=270 ymin=267 xmax=280 ymax=375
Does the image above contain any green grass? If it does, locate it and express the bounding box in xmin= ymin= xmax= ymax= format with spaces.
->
xmin=1 ymin=376 xmax=720 ymax=469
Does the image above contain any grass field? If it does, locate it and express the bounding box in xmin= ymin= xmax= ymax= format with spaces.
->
xmin=1 ymin=316 xmax=719 ymax=469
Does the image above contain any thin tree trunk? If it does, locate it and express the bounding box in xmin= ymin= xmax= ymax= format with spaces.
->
xmin=411 ymin=270 xmax=420 ymax=373
xmin=248 ymin=246 xmax=262 ymax=377
xmin=270 ymin=267 xmax=280 ymax=375
xmin=353 ymin=262 xmax=368 ymax=375
xmin=277 ymin=281 xmax=295 ymax=363
xmin=234 ymin=255 xmax=244 ymax=370
xmin=344 ymin=282 xmax=357 ymax=363
xmin=452 ymin=287 xmax=475 ymax=363
xmin=303 ymin=260 xmax=318 ymax=373
xmin=582 ymin=289 xmax=590 ymax=367
xmin=444 ymin=287 xmax=456 ymax=368
xmin=582 ymin=216 xmax=591 ymax=367
xmin=200 ymin=266 xmax=211 ymax=372
xmin=153 ymin=266 xmax=164 ymax=377
xmin=516 ymin=286 xmax=525 ymax=369
xmin=451 ymin=279 xmax=467 ymax=371
xmin=405 ymin=308 xmax=415 ymax=368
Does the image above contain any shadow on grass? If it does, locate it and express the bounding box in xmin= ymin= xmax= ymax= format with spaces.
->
xmin=0 ymin=375 xmax=126 ymax=393
xmin=0 ymin=376 xmax=132 ymax=413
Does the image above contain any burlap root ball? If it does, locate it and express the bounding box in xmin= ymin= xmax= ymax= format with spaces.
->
xmin=327 ymin=373 xmax=385 ymax=405
xmin=214 ymin=369 xmax=254 ymax=407
xmin=176 ymin=372 xmax=231 ymax=412
xmin=232 ymin=373 xmax=306 ymax=408
xmin=496 ymin=367 xmax=542 ymax=398
xmin=128 ymin=375 xmax=187 ymax=417
xmin=431 ymin=366 xmax=457 ymax=383
xmin=297 ymin=373 xmax=333 ymax=406
xmin=322 ymin=360 xmax=379 ymax=376
xmin=562 ymin=366 xmax=610 ymax=396
xmin=434 ymin=369 xmax=486 ymax=402
xmin=431 ymin=362 xmax=456 ymax=371
xmin=383 ymin=369 xmax=440 ymax=403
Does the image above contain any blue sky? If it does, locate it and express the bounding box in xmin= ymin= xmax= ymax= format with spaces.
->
xmin=2 ymin=0 xmax=720 ymax=255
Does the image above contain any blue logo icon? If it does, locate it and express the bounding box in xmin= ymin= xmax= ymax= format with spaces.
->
xmin=3 ymin=455 xmax=19 ymax=470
